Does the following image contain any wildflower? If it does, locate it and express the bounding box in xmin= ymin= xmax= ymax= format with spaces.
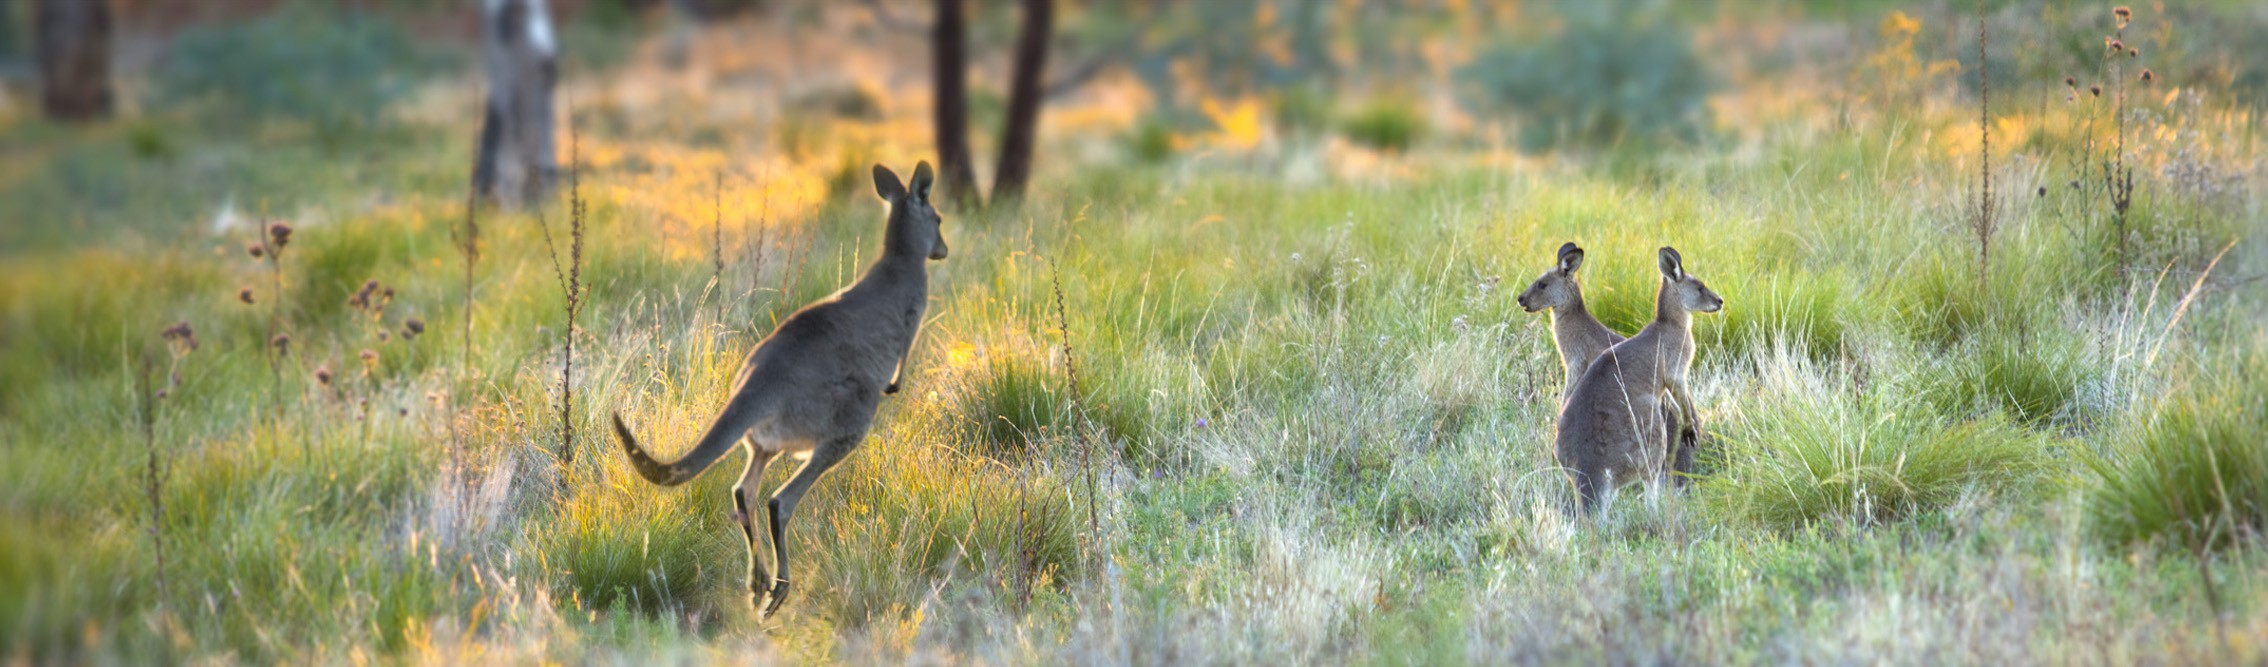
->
xmin=238 ymin=287 xmax=255 ymax=305
xmin=2037 ymin=186 xmax=2047 ymax=197
xmin=403 ymin=318 xmax=426 ymax=340
xmin=2065 ymin=76 xmax=2076 ymax=87
xmin=247 ymin=243 xmax=265 ymax=259
xmin=270 ymin=333 xmax=292 ymax=354
xmin=315 ymin=366 xmax=334 ymax=386
xmin=2128 ymin=47 xmax=2138 ymax=58
xmin=160 ymin=321 xmax=198 ymax=352
xmin=360 ymin=348 xmax=379 ymax=373
xmin=2140 ymin=69 xmax=2155 ymax=84
xmin=267 ymin=222 xmax=293 ymax=249
xmin=2108 ymin=39 xmax=2124 ymax=53
xmin=2113 ymin=6 xmax=2131 ymax=28
xmin=377 ymin=331 xmax=390 ymax=343
xmin=2069 ymin=180 xmax=2080 ymax=189
xmin=1196 ymin=417 xmax=1209 ymax=429
xmin=397 ymin=407 xmax=408 ymax=417
xmin=2090 ymin=85 xmax=2102 ymax=97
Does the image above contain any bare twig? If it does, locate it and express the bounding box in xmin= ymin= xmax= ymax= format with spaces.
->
xmin=2143 ymin=236 xmax=2238 ymax=369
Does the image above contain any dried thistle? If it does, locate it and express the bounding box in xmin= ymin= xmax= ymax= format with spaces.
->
xmin=2113 ymin=5 xmax=2131 ymax=28
xmin=247 ymin=243 xmax=265 ymax=259
xmin=2091 ymin=84 xmax=2103 ymax=97
xmin=2107 ymin=38 xmax=2124 ymax=53
xmin=315 ymin=366 xmax=334 ymax=386
xmin=238 ymin=287 xmax=255 ymax=305
xmin=269 ymin=333 xmax=291 ymax=355
xmin=2140 ymin=69 xmax=2155 ymax=84
xmin=160 ymin=321 xmax=198 ymax=352
xmin=267 ymin=222 xmax=293 ymax=249
xmin=2064 ymin=76 xmax=2076 ymax=87
xmin=403 ymin=318 xmax=426 ymax=340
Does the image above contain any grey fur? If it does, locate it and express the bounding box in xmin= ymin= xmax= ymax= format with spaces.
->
xmin=611 ymin=161 xmax=947 ymax=617
xmin=1553 ymin=246 xmax=1723 ymax=513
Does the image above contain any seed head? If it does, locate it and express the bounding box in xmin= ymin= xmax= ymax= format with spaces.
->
xmin=160 ymin=321 xmax=198 ymax=352
xmin=315 ymin=366 xmax=334 ymax=386
xmin=270 ymin=333 xmax=291 ymax=354
xmin=2064 ymin=76 xmax=2076 ymax=87
xmin=377 ymin=331 xmax=390 ymax=343
xmin=2113 ymin=6 xmax=2131 ymax=28
xmin=360 ymin=349 xmax=379 ymax=372
xmin=2128 ymin=47 xmax=2138 ymax=58
xmin=238 ymin=287 xmax=255 ymax=305
xmin=2140 ymin=69 xmax=2155 ymax=84
xmin=2107 ymin=39 xmax=2124 ymax=53
xmin=247 ymin=243 xmax=265 ymax=259
xmin=403 ymin=318 xmax=426 ymax=339
xmin=267 ymin=222 xmax=293 ymax=248
xmin=2090 ymin=84 xmax=2102 ymax=97
xmin=2037 ymin=186 xmax=2047 ymax=197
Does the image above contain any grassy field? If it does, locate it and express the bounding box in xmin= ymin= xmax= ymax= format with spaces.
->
xmin=4 ymin=2 xmax=2267 ymax=664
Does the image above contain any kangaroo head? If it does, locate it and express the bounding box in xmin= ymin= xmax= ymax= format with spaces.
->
xmin=873 ymin=162 xmax=948 ymax=261
xmin=1657 ymin=246 xmax=1723 ymax=314
xmin=1517 ymin=242 xmax=1588 ymax=313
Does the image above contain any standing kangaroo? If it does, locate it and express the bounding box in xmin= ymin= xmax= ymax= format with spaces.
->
xmin=1554 ymin=247 xmax=1721 ymax=513
xmin=1516 ymin=242 xmax=1627 ymax=397
xmin=611 ymin=162 xmax=946 ymax=617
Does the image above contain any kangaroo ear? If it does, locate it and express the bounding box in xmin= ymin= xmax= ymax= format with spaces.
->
xmin=1557 ymin=243 xmax=1584 ymax=274
xmin=872 ymin=164 xmax=907 ymax=202
xmin=910 ymin=161 xmax=935 ymax=202
xmin=1658 ymin=247 xmax=1685 ymax=282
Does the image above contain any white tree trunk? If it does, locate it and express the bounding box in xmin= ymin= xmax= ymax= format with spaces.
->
xmin=474 ymin=0 xmax=558 ymax=209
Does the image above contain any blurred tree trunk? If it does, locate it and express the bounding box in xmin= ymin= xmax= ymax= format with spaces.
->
xmin=991 ymin=0 xmax=1052 ymax=206
xmin=931 ymin=0 xmax=978 ymax=210
xmin=33 ymin=0 xmax=111 ymax=122
xmin=474 ymin=0 xmax=559 ymax=209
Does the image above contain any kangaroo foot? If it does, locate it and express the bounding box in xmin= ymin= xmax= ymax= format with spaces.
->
xmin=761 ymin=578 xmax=792 ymax=618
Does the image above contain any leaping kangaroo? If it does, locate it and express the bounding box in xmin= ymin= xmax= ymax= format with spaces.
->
xmin=612 ymin=162 xmax=947 ymax=617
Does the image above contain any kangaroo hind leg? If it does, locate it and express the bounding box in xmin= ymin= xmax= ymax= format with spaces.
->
xmin=735 ymin=443 xmax=779 ymax=610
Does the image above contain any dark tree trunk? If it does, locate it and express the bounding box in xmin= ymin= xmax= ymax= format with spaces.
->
xmin=33 ymin=0 xmax=111 ymax=122
xmin=475 ymin=0 xmax=559 ymax=209
xmin=931 ymin=0 xmax=978 ymax=210
xmin=991 ymin=0 xmax=1052 ymax=205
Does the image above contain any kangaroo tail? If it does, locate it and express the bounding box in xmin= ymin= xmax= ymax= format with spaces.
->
xmin=613 ymin=408 xmax=749 ymax=486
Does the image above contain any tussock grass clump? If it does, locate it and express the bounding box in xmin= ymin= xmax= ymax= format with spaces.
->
xmin=1339 ymin=98 xmax=1425 ymax=153
xmin=1702 ymin=353 xmax=2057 ymax=529
xmin=2090 ymin=352 xmax=2268 ymax=550
xmin=535 ymin=481 xmax=727 ymax=614
xmin=798 ymin=417 xmax=1078 ymax=625
xmin=952 ymin=348 xmax=1152 ymax=462
xmin=1702 ymin=270 xmax=1855 ymax=359
xmin=1923 ymin=334 xmax=2093 ymax=425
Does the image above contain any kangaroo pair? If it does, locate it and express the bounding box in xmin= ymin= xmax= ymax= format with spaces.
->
xmin=611 ymin=162 xmax=947 ymax=617
xmin=1518 ymin=243 xmax=1723 ymax=513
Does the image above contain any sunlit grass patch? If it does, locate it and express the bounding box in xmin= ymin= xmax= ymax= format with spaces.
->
xmin=2089 ymin=350 xmax=2268 ymax=550
xmin=795 ymin=413 xmax=1078 ymax=626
